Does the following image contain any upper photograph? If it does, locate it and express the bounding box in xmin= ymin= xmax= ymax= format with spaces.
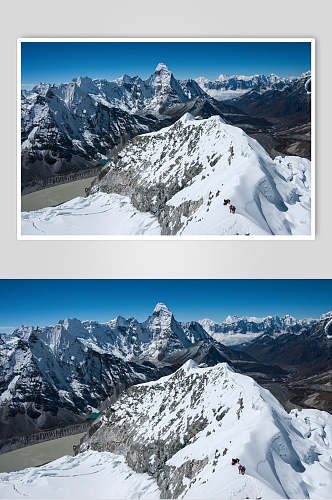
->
xmin=18 ymin=39 xmax=314 ymax=239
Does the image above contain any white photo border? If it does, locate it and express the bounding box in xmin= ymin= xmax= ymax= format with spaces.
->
xmin=17 ymin=37 xmax=315 ymax=241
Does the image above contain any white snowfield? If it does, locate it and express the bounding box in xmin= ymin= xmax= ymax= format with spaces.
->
xmin=21 ymin=192 xmax=161 ymax=236
xmin=1 ymin=362 xmax=331 ymax=500
xmin=21 ymin=114 xmax=311 ymax=237
xmin=0 ymin=451 xmax=159 ymax=499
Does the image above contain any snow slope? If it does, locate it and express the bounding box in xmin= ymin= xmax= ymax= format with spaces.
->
xmin=21 ymin=192 xmax=161 ymax=236
xmin=4 ymin=362 xmax=329 ymax=499
xmin=0 ymin=451 xmax=160 ymax=499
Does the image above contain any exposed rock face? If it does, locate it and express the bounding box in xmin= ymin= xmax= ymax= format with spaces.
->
xmin=21 ymin=89 xmax=168 ymax=185
xmin=78 ymin=362 xmax=222 ymax=496
xmin=0 ymin=325 xmax=173 ymax=440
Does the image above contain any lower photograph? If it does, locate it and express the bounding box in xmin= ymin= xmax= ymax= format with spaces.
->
xmin=0 ymin=279 xmax=331 ymax=500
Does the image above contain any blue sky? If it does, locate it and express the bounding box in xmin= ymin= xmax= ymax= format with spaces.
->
xmin=21 ymin=41 xmax=311 ymax=89
xmin=0 ymin=280 xmax=329 ymax=333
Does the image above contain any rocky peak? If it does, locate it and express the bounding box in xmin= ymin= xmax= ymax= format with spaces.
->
xmin=320 ymin=311 xmax=332 ymax=320
xmin=61 ymin=317 xmax=82 ymax=330
xmin=109 ymin=315 xmax=129 ymax=328
xmin=154 ymin=62 xmax=171 ymax=74
xmin=153 ymin=302 xmax=172 ymax=315
xmin=224 ymin=315 xmax=239 ymax=324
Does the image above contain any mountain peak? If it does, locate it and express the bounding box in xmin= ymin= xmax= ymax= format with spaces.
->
xmin=224 ymin=315 xmax=240 ymax=324
xmin=178 ymin=112 xmax=195 ymax=124
xmin=179 ymin=358 xmax=199 ymax=373
xmin=153 ymin=302 xmax=171 ymax=314
xmin=154 ymin=62 xmax=171 ymax=73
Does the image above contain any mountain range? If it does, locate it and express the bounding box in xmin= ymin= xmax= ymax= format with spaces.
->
xmin=199 ymin=313 xmax=316 ymax=345
xmin=0 ymin=303 xmax=261 ymax=440
xmin=195 ymin=72 xmax=301 ymax=100
xmin=0 ymin=304 xmax=330 ymax=441
xmin=21 ymin=64 xmax=311 ymax=191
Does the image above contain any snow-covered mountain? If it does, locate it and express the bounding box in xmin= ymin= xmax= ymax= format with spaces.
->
xmin=199 ymin=314 xmax=316 ymax=345
xmin=241 ymin=315 xmax=332 ymax=375
xmin=234 ymin=72 xmax=312 ymax=130
xmin=0 ymin=321 xmax=170 ymax=440
xmin=0 ymin=303 xmax=259 ymax=440
xmin=89 ymin=113 xmax=311 ymax=236
xmin=53 ymin=361 xmax=331 ymax=500
xmin=2 ymin=364 xmax=331 ymax=499
xmin=2 ymin=303 xmax=327 ymax=441
xmin=195 ymin=73 xmax=301 ymax=101
xmin=21 ymin=64 xmax=311 ymax=190
xmin=20 ymin=64 xmax=219 ymax=186
xmin=21 ymin=85 xmax=167 ymax=185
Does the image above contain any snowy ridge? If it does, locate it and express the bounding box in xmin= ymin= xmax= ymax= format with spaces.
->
xmin=7 ymin=302 xmax=214 ymax=363
xmin=93 ymin=113 xmax=311 ymax=236
xmin=76 ymin=361 xmax=332 ymax=499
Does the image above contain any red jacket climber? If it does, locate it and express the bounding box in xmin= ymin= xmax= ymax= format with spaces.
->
xmin=238 ymin=465 xmax=242 ymax=474
xmin=229 ymin=205 xmax=233 ymax=213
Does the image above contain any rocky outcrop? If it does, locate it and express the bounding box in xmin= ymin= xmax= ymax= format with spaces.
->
xmin=78 ymin=362 xmax=215 ymax=496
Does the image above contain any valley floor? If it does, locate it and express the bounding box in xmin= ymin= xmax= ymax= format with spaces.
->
xmin=21 ymin=176 xmax=97 ymax=212
xmin=0 ymin=433 xmax=85 ymax=473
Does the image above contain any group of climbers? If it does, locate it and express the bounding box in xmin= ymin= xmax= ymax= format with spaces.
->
xmin=224 ymin=199 xmax=236 ymax=214
xmin=231 ymin=457 xmax=246 ymax=475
